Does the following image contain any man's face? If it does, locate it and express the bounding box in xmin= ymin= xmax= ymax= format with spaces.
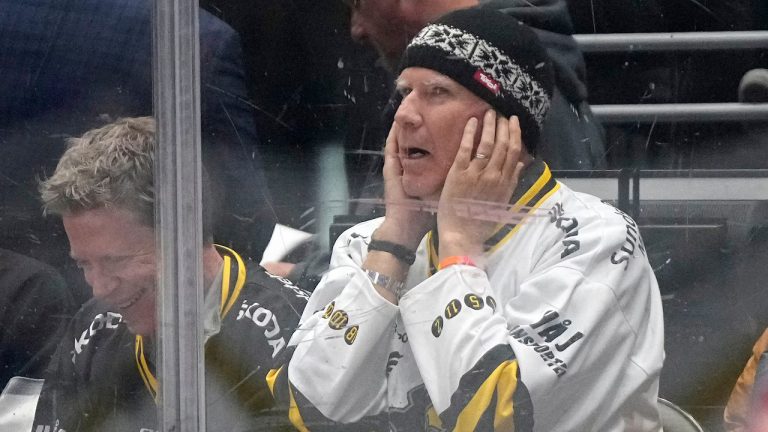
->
xmin=394 ymin=67 xmax=491 ymax=201
xmin=63 ymin=207 xmax=157 ymax=335
xmin=347 ymin=0 xmax=416 ymax=70
xmin=346 ymin=0 xmax=478 ymax=71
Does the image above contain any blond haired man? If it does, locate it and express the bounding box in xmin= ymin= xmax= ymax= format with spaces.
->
xmin=33 ymin=117 xmax=308 ymax=431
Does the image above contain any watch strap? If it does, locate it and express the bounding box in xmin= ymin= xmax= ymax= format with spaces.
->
xmin=363 ymin=269 xmax=405 ymax=299
xmin=368 ymin=239 xmax=416 ymax=265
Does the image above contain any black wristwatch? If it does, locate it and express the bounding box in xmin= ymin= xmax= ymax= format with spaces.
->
xmin=368 ymin=239 xmax=416 ymax=265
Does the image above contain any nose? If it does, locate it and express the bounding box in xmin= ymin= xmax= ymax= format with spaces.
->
xmin=350 ymin=11 xmax=367 ymax=43
xmin=85 ymin=266 xmax=119 ymax=300
xmin=394 ymin=93 xmax=422 ymax=128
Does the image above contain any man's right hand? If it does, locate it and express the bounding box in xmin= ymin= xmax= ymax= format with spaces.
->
xmin=375 ymin=122 xmax=434 ymax=251
xmin=363 ymin=123 xmax=433 ymax=304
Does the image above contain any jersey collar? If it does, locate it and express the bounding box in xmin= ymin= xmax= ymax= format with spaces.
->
xmin=427 ymin=160 xmax=559 ymax=275
xmin=134 ymin=245 xmax=247 ymax=402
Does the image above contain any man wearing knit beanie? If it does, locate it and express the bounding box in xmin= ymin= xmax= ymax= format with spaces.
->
xmin=345 ymin=0 xmax=604 ymax=170
xmin=271 ymin=8 xmax=664 ymax=431
xmin=277 ymin=0 xmax=603 ymax=291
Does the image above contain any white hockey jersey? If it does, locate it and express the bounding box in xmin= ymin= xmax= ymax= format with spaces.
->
xmin=268 ymin=161 xmax=665 ymax=431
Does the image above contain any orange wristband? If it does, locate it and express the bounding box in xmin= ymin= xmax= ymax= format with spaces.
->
xmin=438 ymin=256 xmax=476 ymax=270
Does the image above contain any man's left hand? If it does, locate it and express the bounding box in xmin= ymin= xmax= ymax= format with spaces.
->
xmin=437 ymin=110 xmax=525 ymax=259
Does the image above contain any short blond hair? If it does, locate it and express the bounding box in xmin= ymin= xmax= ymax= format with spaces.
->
xmin=40 ymin=117 xmax=155 ymax=226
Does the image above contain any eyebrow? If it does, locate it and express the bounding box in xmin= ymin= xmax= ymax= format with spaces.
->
xmin=394 ymin=75 xmax=454 ymax=89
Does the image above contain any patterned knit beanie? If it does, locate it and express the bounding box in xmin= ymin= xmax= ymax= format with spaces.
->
xmin=399 ymin=7 xmax=554 ymax=153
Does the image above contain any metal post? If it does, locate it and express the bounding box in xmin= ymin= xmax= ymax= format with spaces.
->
xmin=591 ymin=103 xmax=768 ymax=123
xmin=153 ymin=0 xmax=205 ymax=431
xmin=574 ymin=31 xmax=768 ymax=52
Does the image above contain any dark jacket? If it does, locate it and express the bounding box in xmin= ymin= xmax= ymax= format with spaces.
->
xmin=32 ymin=249 xmax=308 ymax=432
xmin=481 ymin=0 xmax=606 ymax=169
xmin=0 ymin=0 xmax=276 ymax=263
xmin=0 ymin=249 xmax=75 ymax=389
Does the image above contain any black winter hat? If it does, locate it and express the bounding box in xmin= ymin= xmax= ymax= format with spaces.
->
xmin=399 ymin=8 xmax=554 ymax=153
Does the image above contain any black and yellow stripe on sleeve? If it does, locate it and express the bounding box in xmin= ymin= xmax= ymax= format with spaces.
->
xmin=215 ymin=244 xmax=247 ymax=318
xmin=266 ymin=347 xmax=307 ymax=429
xmin=266 ymin=346 xmax=389 ymax=431
xmin=439 ymin=344 xmax=533 ymax=432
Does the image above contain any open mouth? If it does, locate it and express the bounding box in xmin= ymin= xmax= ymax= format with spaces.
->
xmin=404 ymin=147 xmax=430 ymax=159
xmin=117 ymin=286 xmax=148 ymax=310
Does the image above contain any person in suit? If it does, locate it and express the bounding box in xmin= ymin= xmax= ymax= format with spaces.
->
xmin=32 ymin=117 xmax=307 ymax=431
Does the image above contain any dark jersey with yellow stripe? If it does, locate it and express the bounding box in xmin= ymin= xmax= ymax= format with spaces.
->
xmin=32 ymin=247 xmax=308 ymax=432
xmin=273 ymin=161 xmax=664 ymax=431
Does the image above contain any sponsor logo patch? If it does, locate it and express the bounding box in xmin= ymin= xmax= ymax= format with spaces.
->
xmin=344 ymin=325 xmax=359 ymax=345
xmin=236 ymin=301 xmax=287 ymax=357
xmin=474 ymin=69 xmax=501 ymax=95
xmin=431 ymin=316 xmax=444 ymax=338
xmin=328 ymin=310 xmax=349 ymax=330
xmin=72 ymin=312 xmax=123 ymax=363
xmin=510 ymin=310 xmax=584 ymax=377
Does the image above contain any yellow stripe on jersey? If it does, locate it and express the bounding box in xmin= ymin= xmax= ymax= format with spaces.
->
xmin=484 ymin=162 xmax=553 ymax=242
xmin=453 ymin=360 xmax=519 ymax=432
xmin=487 ymin=181 xmax=560 ymax=254
xmin=515 ymin=163 xmax=552 ymax=209
xmin=220 ymin=255 xmax=232 ymax=314
xmin=288 ymin=385 xmax=311 ymax=432
xmin=493 ymin=360 xmax=520 ymax=431
xmin=427 ymin=231 xmax=439 ymax=276
xmin=427 ymin=405 xmax=445 ymax=429
xmin=266 ymin=366 xmax=282 ymax=397
xmin=427 ymin=163 xmax=559 ymax=273
xmin=215 ymin=244 xmax=248 ymax=318
xmin=134 ymin=335 xmax=158 ymax=402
